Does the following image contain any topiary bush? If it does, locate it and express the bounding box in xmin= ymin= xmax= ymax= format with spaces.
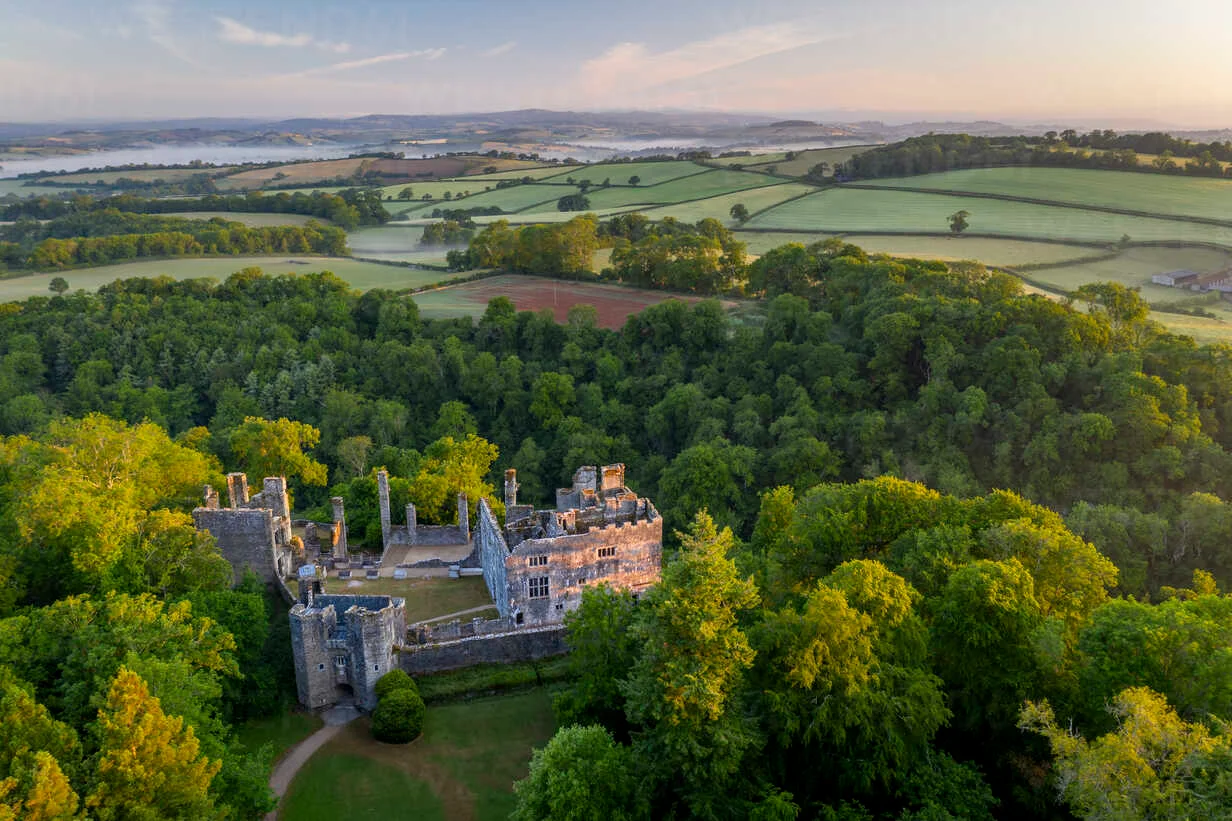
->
xmin=374 ymin=668 xmax=418 ymax=701
xmin=370 ymin=688 xmax=426 ymax=744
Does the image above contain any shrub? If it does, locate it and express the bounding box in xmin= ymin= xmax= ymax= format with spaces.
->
xmin=374 ymin=668 xmax=418 ymax=700
xmin=371 ymin=688 xmax=426 ymax=744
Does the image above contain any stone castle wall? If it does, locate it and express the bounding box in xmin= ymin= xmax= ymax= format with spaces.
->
xmin=193 ymin=507 xmax=283 ymax=585
xmin=475 ymin=498 xmax=511 ymax=617
xmin=398 ymin=624 xmax=567 ymax=676
xmin=506 ymin=516 xmax=662 ymax=626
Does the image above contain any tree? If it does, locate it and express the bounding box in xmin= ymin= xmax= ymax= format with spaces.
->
xmin=86 ymin=668 xmax=223 ymax=821
xmin=512 ymin=725 xmax=645 ymax=821
xmin=627 ymin=175 xmax=641 ymax=186
xmin=557 ymin=193 xmax=591 ymax=212
xmin=556 ymin=585 xmax=639 ymax=732
xmin=1020 ymin=687 xmax=1232 ymax=820
xmin=228 ymin=416 xmax=328 ymax=487
xmin=622 ymin=512 xmax=760 ymax=817
xmin=396 ymin=187 xmax=414 ymax=200
xmin=336 ymin=435 xmax=373 ymax=478
xmin=47 ymin=277 xmax=68 ymax=296
xmin=729 ymin=203 xmax=751 ymax=223
xmin=948 ymin=210 xmax=970 ymax=234
xmin=370 ymin=688 xmax=426 ymax=744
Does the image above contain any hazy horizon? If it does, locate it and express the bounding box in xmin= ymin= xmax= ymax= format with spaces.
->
xmin=3 ymin=0 xmax=1232 ymax=129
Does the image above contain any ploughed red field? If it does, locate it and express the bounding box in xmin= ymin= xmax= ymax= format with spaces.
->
xmin=421 ymin=274 xmax=726 ymax=329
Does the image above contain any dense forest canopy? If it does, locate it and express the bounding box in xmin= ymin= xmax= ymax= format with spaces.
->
xmin=1 ymin=231 xmax=1232 ymax=816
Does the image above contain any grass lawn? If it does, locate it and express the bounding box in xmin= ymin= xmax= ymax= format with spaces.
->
xmin=582 ymin=168 xmax=771 ymax=211
xmin=747 ymin=187 xmax=1232 ymax=246
xmin=171 ymin=211 xmax=329 ymax=227
xmin=332 ymin=576 xmax=494 ymax=622
xmin=436 ymin=183 xmax=573 ymax=214
xmin=279 ymin=689 xmax=557 ymax=821
xmin=638 ymin=182 xmax=817 ymax=225
xmin=748 ymin=145 xmax=879 ymax=177
xmin=0 ymin=257 xmax=462 ymax=301
xmin=862 ymin=167 xmax=1232 ymax=222
xmin=236 ymin=710 xmax=323 ymax=759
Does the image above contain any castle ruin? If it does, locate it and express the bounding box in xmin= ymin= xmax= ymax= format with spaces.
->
xmin=192 ymin=473 xmax=299 ymax=585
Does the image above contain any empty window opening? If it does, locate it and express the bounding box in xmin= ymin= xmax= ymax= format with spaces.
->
xmin=529 ymin=577 xmax=550 ymax=598
xmin=528 ymin=555 xmax=548 ymax=567
xmin=598 ymin=546 xmax=617 ymax=558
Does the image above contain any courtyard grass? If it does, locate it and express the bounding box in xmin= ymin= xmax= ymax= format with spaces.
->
xmin=332 ymin=576 xmax=494 ymax=622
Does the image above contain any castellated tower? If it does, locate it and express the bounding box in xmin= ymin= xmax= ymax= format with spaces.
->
xmin=289 ymin=566 xmax=407 ymax=711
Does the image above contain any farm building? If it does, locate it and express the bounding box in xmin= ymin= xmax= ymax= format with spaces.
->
xmin=1152 ymin=269 xmax=1200 ymax=287
xmin=1188 ymin=268 xmax=1232 ymax=293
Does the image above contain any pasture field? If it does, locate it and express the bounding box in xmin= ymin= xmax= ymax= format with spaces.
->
xmin=412 ymin=274 xmax=722 ymax=328
xmin=747 ymin=187 xmax=1232 ymax=245
xmin=46 ymin=167 xmax=236 ymax=185
xmin=348 ymin=226 xmax=452 ymax=266
xmin=733 ymin=231 xmax=1102 ymax=266
xmin=0 ymin=257 xmax=459 ymax=300
xmin=171 ymin=211 xmax=328 ymax=227
xmin=376 ymin=180 xmax=545 ymax=202
xmin=581 ymin=169 xmax=774 ymax=211
xmin=215 ymin=156 xmax=544 ymax=191
xmin=711 ymin=151 xmax=791 ymax=167
xmin=747 ymin=145 xmax=879 ymax=177
xmin=863 ymin=167 xmax=1232 ymax=222
xmin=1022 ymin=246 xmax=1232 ymax=299
xmin=216 ymin=158 xmax=370 ymax=189
xmin=377 ymin=166 xmax=571 ymax=198
xmin=278 ymin=689 xmax=556 ymax=821
xmin=637 ymin=182 xmax=818 ymax=225
xmin=564 ymin=160 xmax=708 ymax=187
xmin=422 ymin=183 xmax=569 ymax=214
xmin=469 ymin=206 xmax=636 ymax=225
xmin=0 ymin=179 xmax=91 ymax=197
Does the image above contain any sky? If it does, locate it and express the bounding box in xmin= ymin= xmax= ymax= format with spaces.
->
xmin=3 ymin=0 xmax=1232 ymax=127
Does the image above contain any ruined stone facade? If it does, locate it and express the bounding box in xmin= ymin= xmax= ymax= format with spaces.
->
xmin=476 ymin=464 xmax=662 ymax=627
xmin=376 ymin=469 xmax=470 ymax=549
xmin=192 ymin=473 xmax=298 ymax=586
xmin=288 ymin=567 xmax=406 ymax=711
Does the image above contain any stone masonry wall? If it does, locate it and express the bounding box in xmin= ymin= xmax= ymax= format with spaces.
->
xmin=398 ymin=625 xmax=567 ymax=676
xmin=475 ymin=498 xmax=511 ymax=617
xmin=194 ymin=507 xmax=281 ymax=585
xmin=345 ymin=601 xmax=406 ymax=711
xmin=506 ymin=516 xmax=662 ymax=626
xmin=289 ymin=605 xmax=338 ymax=709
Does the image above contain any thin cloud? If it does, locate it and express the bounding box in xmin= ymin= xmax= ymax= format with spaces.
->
xmin=278 ymin=49 xmax=446 ymax=79
xmin=215 ymin=16 xmax=350 ymax=54
xmin=483 ymin=41 xmax=517 ymax=57
xmin=131 ymin=0 xmax=203 ymax=69
xmin=581 ymin=22 xmax=826 ymax=96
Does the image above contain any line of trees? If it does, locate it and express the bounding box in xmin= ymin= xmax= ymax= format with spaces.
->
xmin=838 ymin=133 xmax=1232 ymax=180
xmin=0 ymin=210 xmax=348 ymax=270
xmin=1 ymin=189 xmax=390 ymax=230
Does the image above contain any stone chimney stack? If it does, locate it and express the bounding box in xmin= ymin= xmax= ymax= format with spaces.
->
xmin=331 ymin=497 xmax=348 ymax=559
xmin=457 ymin=493 xmax=470 ymax=542
xmin=203 ymin=485 xmax=220 ymax=510
xmin=226 ymin=472 xmax=249 ymax=508
xmin=406 ymin=503 xmax=417 ymax=545
xmin=376 ymin=469 xmax=392 ymax=549
xmin=504 ymin=469 xmax=519 ymax=508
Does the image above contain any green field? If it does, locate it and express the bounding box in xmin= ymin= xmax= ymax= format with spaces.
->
xmin=0 ymin=179 xmax=89 ymax=197
xmin=734 ymin=231 xmax=1105 ymax=265
xmin=561 ymin=159 xmax=707 ymax=187
xmin=748 ymin=187 xmax=1232 ymax=245
xmin=578 ymin=169 xmax=774 ymax=211
xmin=638 ymin=182 xmax=817 ymax=225
xmin=1024 ymin=246 xmax=1232 ymax=298
xmin=0 ymin=257 xmax=462 ymax=300
xmin=172 ymin=211 xmax=328 ymax=227
xmin=863 ymin=167 xmax=1232 ymax=222
xmin=430 ymin=183 xmax=573 ymax=214
xmin=279 ymin=689 xmax=556 ymax=821
xmin=748 ymin=145 xmax=879 ymax=177
xmin=710 ymin=151 xmax=791 ymax=167
xmin=377 ymin=180 xmax=518 ymax=202
xmin=48 ymin=167 xmax=237 ymax=185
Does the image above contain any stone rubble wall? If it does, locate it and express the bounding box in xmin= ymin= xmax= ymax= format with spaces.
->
xmin=398 ymin=624 xmax=568 ymax=676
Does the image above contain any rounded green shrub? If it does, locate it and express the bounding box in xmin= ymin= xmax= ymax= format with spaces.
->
xmin=373 ymin=668 xmax=418 ymax=701
xmin=371 ymin=688 xmax=426 ymax=744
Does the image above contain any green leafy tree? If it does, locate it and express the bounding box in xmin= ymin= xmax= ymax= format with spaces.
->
xmin=948 ymin=210 xmax=970 ymax=234
xmin=556 ymin=585 xmax=639 ymax=732
xmin=729 ymin=203 xmax=751 ymax=223
xmin=512 ymin=725 xmax=646 ymax=821
xmin=1020 ymin=687 xmax=1232 ymax=820
xmin=622 ymin=512 xmax=760 ymax=817
xmin=228 ymin=416 xmax=328 ymax=487
xmin=370 ymin=688 xmax=426 ymax=744
xmin=46 ymin=277 xmax=68 ymax=296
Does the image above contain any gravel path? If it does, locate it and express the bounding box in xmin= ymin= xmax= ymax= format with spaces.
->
xmin=265 ymin=705 xmax=360 ymax=820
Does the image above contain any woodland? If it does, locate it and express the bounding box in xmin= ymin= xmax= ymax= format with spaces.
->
xmin=1 ymin=230 xmax=1232 ymax=818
